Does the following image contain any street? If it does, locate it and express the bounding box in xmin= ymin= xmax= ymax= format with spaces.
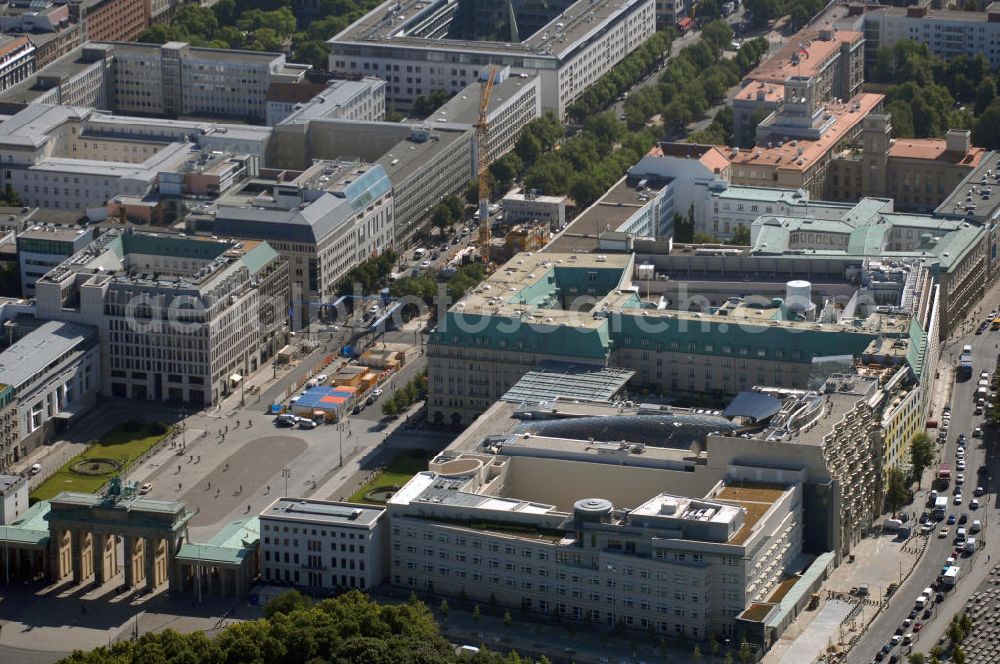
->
xmin=846 ymin=302 xmax=1000 ymax=663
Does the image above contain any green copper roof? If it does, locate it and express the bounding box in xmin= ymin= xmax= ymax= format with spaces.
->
xmin=0 ymin=501 xmax=51 ymax=547
xmin=240 ymin=242 xmax=279 ymax=275
xmin=433 ymin=312 xmax=612 ymax=360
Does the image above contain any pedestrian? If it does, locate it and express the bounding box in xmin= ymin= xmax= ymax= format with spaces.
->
xmin=178 ymin=482 xmax=182 ymax=490
xmin=207 ymin=481 xmax=211 ymax=490
xmin=236 ymin=420 xmax=240 ymax=428
xmin=216 ymin=488 xmax=220 ymax=496
xmin=239 ymin=484 xmax=242 ymax=493
xmin=80 ymin=604 xmax=86 ymax=615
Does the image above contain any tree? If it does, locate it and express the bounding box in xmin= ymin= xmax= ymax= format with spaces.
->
xmin=730 ymin=224 xmax=751 ymax=246
xmin=693 ymin=644 xmax=703 ymax=663
xmin=974 ymin=104 xmax=1000 ymax=149
xmin=439 ymin=599 xmax=449 ymax=624
xmin=724 ymin=652 xmax=735 ymax=664
xmin=975 ymin=77 xmax=998 ymax=115
xmin=381 ymin=398 xmax=399 ymax=419
xmin=885 ymin=467 xmax=912 ymax=516
xmin=910 ymin=433 xmax=935 ymax=487
xmin=738 ymin=640 xmax=753 ymax=664
xmin=908 ymin=653 xmax=926 ymax=664
xmin=953 ymin=644 xmax=967 ymax=664
xmin=489 ymin=153 xmax=523 ymax=193
xmin=263 ymin=589 xmax=312 ymax=619
xmin=431 ymin=204 xmax=453 ymax=235
xmin=710 ymin=635 xmax=720 ymax=664
xmin=472 ymin=604 xmax=481 ymax=623
xmin=947 ymin=615 xmax=967 ymax=645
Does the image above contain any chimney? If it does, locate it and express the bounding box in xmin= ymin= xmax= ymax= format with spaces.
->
xmin=945 ymin=129 xmax=971 ymax=155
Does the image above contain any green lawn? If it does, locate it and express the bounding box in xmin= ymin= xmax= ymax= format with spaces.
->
xmin=349 ymin=450 xmax=431 ymax=504
xmin=31 ymin=421 xmax=170 ymax=503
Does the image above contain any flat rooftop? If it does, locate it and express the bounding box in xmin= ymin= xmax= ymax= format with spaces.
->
xmin=713 ymin=483 xmax=787 ymax=545
xmin=262 ymin=498 xmax=384 ymax=527
xmin=428 ymin=73 xmax=537 ymax=125
xmin=731 ymin=93 xmax=884 ymax=172
xmin=329 ymin=0 xmax=647 ymax=60
xmin=18 ymin=225 xmax=89 ymax=241
xmin=735 ymin=81 xmax=784 ymax=104
xmin=748 ymin=28 xmax=862 ymax=85
xmin=545 ymin=178 xmax=654 ymax=252
xmin=375 ymin=122 xmax=470 ymax=184
xmin=0 ymin=320 xmax=95 ymax=390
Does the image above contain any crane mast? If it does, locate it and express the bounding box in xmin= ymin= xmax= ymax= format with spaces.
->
xmin=476 ymin=66 xmax=497 ymax=265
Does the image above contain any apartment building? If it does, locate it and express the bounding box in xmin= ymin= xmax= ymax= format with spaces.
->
xmin=389 ymin=455 xmax=803 ymax=639
xmin=0 ymin=320 xmax=99 ymax=461
xmin=109 ymin=41 xmax=309 ymax=123
xmin=546 ymin=174 xmax=674 ymax=249
xmin=501 ymin=190 xmax=567 ymax=229
xmin=208 ymin=161 xmax=393 ymax=326
xmin=75 ymin=0 xmax=147 ymax=43
xmin=427 ymin=69 xmax=541 ymax=164
xmin=0 ymin=104 xmax=271 ymax=211
xmin=0 ymin=44 xmax=112 ymax=108
xmin=0 ymin=35 xmax=35 ymax=92
xmin=0 ymin=389 xmax=18 ymax=473
xmin=269 ymin=73 xmax=538 ymax=246
xmin=33 ymin=231 xmax=289 ymax=406
xmin=861 ymin=3 xmax=1000 ymax=71
xmin=259 ymin=498 xmax=387 ymax=592
xmin=328 ymin=0 xmax=655 ymax=117
xmin=733 ymin=27 xmax=864 ymax=147
xmin=266 ymin=77 xmax=386 ymax=127
xmin=16 ymin=225 xmax=94 ymax=297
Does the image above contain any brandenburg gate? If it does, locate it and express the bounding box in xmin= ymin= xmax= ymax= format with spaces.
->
xmin=46 ymin=479 xmax=192 ymax=592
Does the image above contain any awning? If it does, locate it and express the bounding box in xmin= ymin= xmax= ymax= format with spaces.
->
xmin=230 ymin=374 xmax=243 ymax=384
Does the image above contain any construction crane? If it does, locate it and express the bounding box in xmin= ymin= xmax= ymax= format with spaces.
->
xmin=476 ymin=66 xmax=497 ymax=265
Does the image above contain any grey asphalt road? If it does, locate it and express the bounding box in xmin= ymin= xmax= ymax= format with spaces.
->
xmin=846 ymin=307 xmax=1000 ymax=663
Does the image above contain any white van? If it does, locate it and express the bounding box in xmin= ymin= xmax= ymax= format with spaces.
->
xmin=915 ymin=595 xmax=928 ymax=609
xmin=971 ymin=519 xmax=982 ymax=533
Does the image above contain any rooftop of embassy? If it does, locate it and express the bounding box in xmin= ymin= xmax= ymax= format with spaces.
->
xmin=391 ymin=465 xmax=790 ymax=547
xmin=746 ymin=27 xmax=862 ymax=85
xmin=731 ymin=93 xmax=885 ymax=172
xmin=328 ymin=0 xmax=648 ymax=59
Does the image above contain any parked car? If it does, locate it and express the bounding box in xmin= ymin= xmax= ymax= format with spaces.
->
xmin=139 ymin=482 xmax=152 ymax=495
xmin=298 ymin=419 xmax=318 ymax=430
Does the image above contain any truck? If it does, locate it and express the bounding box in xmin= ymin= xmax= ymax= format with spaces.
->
xmin=959 ymin=351 xmax=974 ymax=379
xmin=676 ymin=16 xmax=694 ymax=33
xmin=937 ymin=465 xmax=952 ymax=489
xmin=942 ymin=565 xmax=960 ymax=587
xmin=965 ymin=537 xmax=976 ymax=553
xmin=933 ymin=496 xmax=948 ymax=519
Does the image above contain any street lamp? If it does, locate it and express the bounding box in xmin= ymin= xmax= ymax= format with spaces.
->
xmin=282 ymin=467 xmax=291 ymax=497
xmin=337 ymin=422 xmax=346 ymax=468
